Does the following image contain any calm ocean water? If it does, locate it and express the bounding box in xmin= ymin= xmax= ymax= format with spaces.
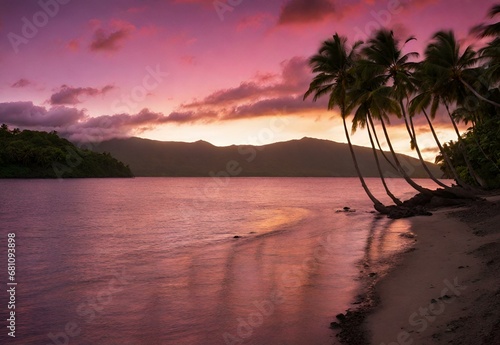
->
xmin=0 ymin=178 xmax=448 ymax=345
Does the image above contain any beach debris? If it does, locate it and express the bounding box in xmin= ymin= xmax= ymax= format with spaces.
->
xmin=336 ymin=207 xmax=356 ymax=213
xmin=233 ymin=236 xmax=242 ymax=239
xmin=431 ymin=298 xmax=438 ymax=304
xmin=368 ymin=272 xmax=377 ymax=278
xmin=439 ymin=295 xmax=452 ymax=300
xmin=249 ymin=231 xmax=256 ymax=234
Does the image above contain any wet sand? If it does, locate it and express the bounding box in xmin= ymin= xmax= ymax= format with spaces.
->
xmin=364 ymin=196 xmax=500 ymax=345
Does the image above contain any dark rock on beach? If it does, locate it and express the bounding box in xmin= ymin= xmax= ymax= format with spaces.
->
xmin=380 ymin=186 xmax=484 ymax=219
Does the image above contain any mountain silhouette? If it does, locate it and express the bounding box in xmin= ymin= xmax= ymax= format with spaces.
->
xmin=93 ymin=137 xmax=443 ymax=178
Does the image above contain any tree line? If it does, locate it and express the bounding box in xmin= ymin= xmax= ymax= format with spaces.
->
xmin=0 ymin=124 xmax=133 ymax=178
xmin=304 ymin=4 xmax=500 ymax=214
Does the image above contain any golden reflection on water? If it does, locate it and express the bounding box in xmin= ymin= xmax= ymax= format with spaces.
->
xmin=248 ymin=207 xmax=311 ymax=235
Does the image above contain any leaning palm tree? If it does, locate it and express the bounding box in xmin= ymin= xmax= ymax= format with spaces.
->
xmin=347 ymin=73 xmax=403 ymax=205
xmin=409 ymin=66 xmax=467 ymax=187
xmin=304 ymin=34 xmax=389 ymax=214
xmin=423 ymin=31 xmax=490 ymax=187
xmin=360 ymin=29 xmax=437 ymax=194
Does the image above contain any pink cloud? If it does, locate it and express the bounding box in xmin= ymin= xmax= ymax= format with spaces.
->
xmin=171 ymin=0 xmax=213 ymax=5
xmin=225 ymin=96 xmax=325 ymax=120
xmin=66 ymin=39 xmax=80 ymax=52
xmin=237 ymin=13 xmax=274 ymax=31
xmin=168 ymin=32 xmax=198 ymax=46
xmin=172 ymin=56 xmax=331 ymax=121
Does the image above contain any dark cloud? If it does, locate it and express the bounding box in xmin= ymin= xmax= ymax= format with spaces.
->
xmin=278 ymin=0 xmax=335 ymax=25
xmin=0 ymin=102 xmax=85 ymax=127
xmin=11 ymin=78 xmax=31 ymax=88
xmin=49 ymin=85 xmax=114 ymax=105
xmin=89 ymin=21 xmax=135 ymax=52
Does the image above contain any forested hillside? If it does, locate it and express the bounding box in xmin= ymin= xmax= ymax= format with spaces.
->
xmin=0 ymin=124 xmax=133 ymax=178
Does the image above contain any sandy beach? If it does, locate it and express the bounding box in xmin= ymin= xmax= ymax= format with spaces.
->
xmin=363 ymin=195 xmax=500 ymax=345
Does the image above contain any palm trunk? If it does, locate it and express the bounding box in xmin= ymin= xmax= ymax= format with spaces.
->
xmin=379 ymin=117 xmax=434 ymax=196
xmin=342 ymin=116 xmax=389 ymax=214
xmin=460 ymin=78 xmax=500 ymax=108
xmin=367 ymin=115 xmax=398 ymax=171
xmin=444 ymin=104 xmax=488 ymax=188
xmin=422 ymin=108 xmax=466 ymax=186
xmin=367 ymin=113 xmax=402 ymax=205
xmin=405 ymin=107 xmax=450 ymax=189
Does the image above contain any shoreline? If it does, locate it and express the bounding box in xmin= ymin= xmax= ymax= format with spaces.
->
xmin=335 ymin=194 xmax=500 ymax=345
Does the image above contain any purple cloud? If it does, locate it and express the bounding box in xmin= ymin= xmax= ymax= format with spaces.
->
xmin=11 ymin=78 xmax=31 ymax=88
xmin=49 ymin=85 xmax=115 ymax=105
xmin=0 ymin=102 xmax=85 ymax=127
xmin=0 ymin=102 xmax=218 ymax=142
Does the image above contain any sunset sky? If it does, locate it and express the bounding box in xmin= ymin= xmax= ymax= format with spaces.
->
xmin=0 ymin=0 xmax=495 ymax=161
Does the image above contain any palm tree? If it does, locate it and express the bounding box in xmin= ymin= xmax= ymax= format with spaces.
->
xmin=304 ymin=34 xmax=389 ymax=214
xmin=423 ymin=31 xmax=489 ymax=187
xmin=428 ymin=31 xmax=500 ymax=107
xmin=473 ymin=4 xmax=500 ymax=84
xmin=347 ymin=73 xmax=403 ymax=205
xmin=360 ymin=29 xmax=436 ymax=195
xmin=472 ymin=4 xmax=500 ymax=38
xmin=409 ymin=89 xmax=466 ymax=187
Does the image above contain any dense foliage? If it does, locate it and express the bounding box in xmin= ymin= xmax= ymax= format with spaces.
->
xmin=0 ymin=124 xmax=133 ymax=178
xmin=438 ymin=114 xmax=500 ymax=188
